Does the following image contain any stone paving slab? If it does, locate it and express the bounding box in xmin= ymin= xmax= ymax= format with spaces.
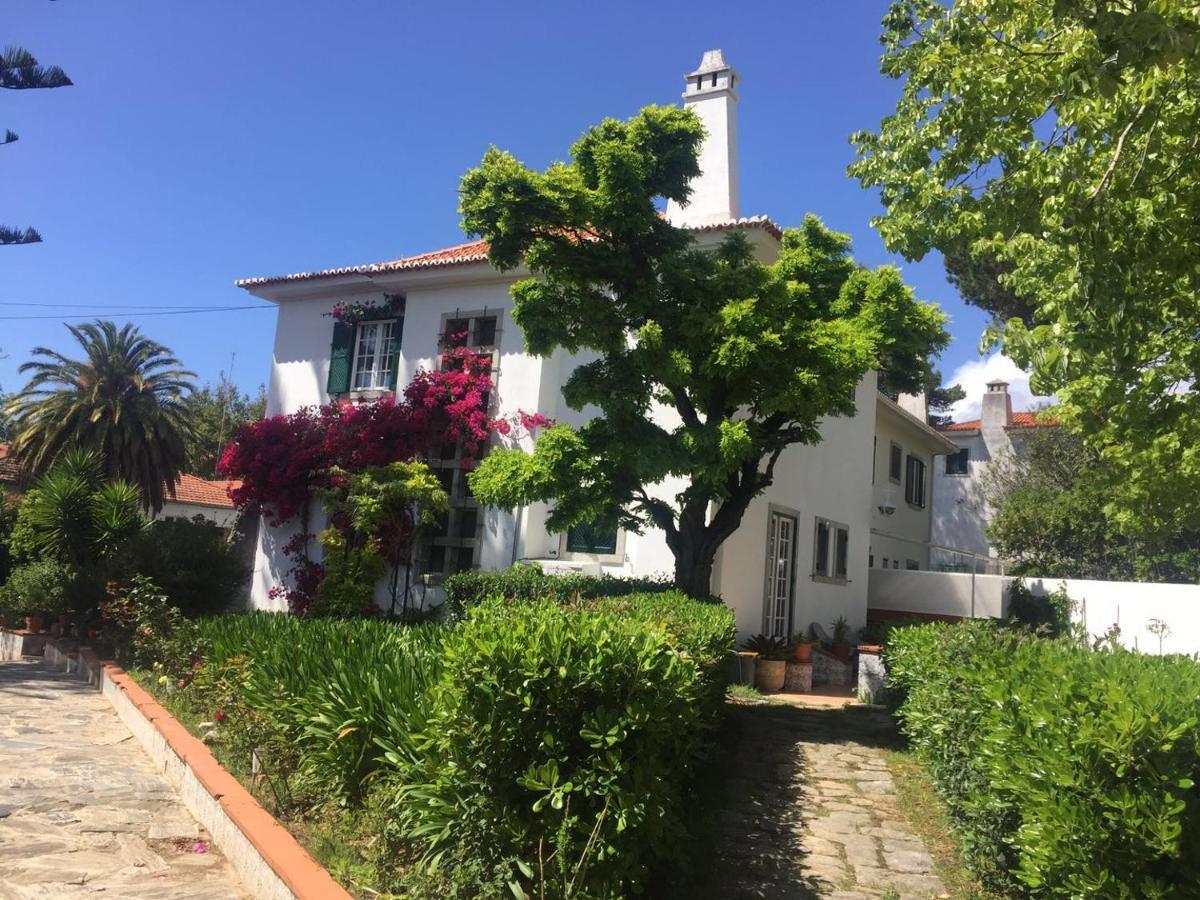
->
xmin=0 ymin=659 xmax=246 ymax=899
xmin=700 ymin=701 xmax=947 ymax=899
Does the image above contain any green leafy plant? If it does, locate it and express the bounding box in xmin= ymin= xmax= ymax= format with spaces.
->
xmin=124 ymin=516 xmax=249 ymax=617
xmin=95 ymin=576 xmax=200 ymax=672
xmin=1006 ymin=578 xmax=1072 ymax=638
xmin=887 ymin=621 xmax=1200 ymax=896
xmin=831 ymin=616 xmax=851 ymax=643
xmin=442 ymin=563 xmax=677 ymax=619
xmin=392 ymin=593 xmax=734 ymax=898
xmin=741 ymin=633 xmax=790 ymax=661
xmin=0 ymin=557 xmax=70 ymax=625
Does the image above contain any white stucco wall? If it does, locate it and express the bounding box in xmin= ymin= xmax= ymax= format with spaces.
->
xmin=930 ymin=430 xmax=992 ymax=566
xmin=157 ymin=501 xmax=239 ymax=529
xmin=869 ymin=401 xmax=943 ymax=572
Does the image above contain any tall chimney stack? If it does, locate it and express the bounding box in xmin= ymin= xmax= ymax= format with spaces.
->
xmin=980 ymin=379 xmax=1014 ymax=457
xmin=665 ymin=49 xmax=740 ymax=227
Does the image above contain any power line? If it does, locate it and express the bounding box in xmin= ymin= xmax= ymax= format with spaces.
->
xmin=0 ymin=305 xmax=274 ymax=320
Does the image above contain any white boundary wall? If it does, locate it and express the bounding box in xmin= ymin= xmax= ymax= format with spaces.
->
xmin=868 ymin=569 xmax=1200 ymax=655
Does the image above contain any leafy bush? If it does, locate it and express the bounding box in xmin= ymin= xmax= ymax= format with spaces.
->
xmin=393 ymin=592 xmax=734 ymax=898
xmin=96 ymin=576 xmax=201 ymax=672
xmin=887 ymin=622 xmax=1200 ymax=896
xmin=442 ymin=563 xmax=677 ymax=618
xmin=1006 ymin=577 xmax=1072 ymax=637
xmin=0 ymin=558 xmax=71 ymax=625
xmin=124 ymin=516 xmax=249 ymax=617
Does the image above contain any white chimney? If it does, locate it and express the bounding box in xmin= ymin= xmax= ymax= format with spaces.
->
xmin=980 ymin=379 xmax=1014 ymax=458
xmin=897 ymin=392 xmax=928 ymax=423
xmin=666 ymin=49 xmax=740 ymax=227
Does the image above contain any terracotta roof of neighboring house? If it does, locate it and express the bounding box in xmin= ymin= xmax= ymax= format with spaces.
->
xmin=167 ymin=474 xmax=240 ymax=509
xmin=939 ymin=411 xmax=1057 ymax=433
xmin=234 ymin=216 xmax=784 ymax=288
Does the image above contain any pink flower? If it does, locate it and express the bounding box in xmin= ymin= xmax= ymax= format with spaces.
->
xmin=213 ymin=710 xmax=225 ymax=723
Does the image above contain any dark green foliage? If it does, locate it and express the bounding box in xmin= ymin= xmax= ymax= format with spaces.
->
xmin=1006 ymin=578 xmax=1071 ymax=637
xmin=442 ymin=563 xmax=678 ymax=618
xmin=180 ymin=376 xmax=266 ymax=479
xmin=393 ymin=593 xmax=734 ymax=898
xmin=886 ymin=622 xmax=1200 ymax=896
xmin=741 ymin=633 xmax=790 ymax=660
xmin=124 ymin=516 xmax=249 ymax=617
xmin=96 ymin=577 xmax=199 ymax=672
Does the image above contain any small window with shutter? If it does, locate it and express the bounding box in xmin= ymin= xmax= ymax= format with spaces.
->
xmin=326 ymin=311 xmax=403 ymax=396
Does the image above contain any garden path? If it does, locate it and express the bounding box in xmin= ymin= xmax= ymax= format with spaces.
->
xmin=697 ymin=701 xmax=947 ymax=899
xmin=0 ymin=659 xmax=246 ymax=899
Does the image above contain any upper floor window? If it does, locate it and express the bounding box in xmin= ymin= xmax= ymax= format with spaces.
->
xmin=945 ymin=447 xmax=969 ymax=476
xmin=889 ymin=442 xmax=903 ymax=483
xmin=905 ymin=455 xmax=927 ymax=508
xmin=444 ymin=314 xmax=499 ymax=350
xmin=352 ymin=320 xmax=398 ymax=391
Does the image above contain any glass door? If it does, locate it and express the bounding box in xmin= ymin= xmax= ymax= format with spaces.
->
xmin=764 ymin=511 xmax=797 ymax=638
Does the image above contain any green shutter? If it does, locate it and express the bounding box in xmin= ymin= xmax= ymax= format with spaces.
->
xmin=387 ymin=316 xmax=404 ymax=390
xmin=327 ymin=321 xmax=355 ymax=395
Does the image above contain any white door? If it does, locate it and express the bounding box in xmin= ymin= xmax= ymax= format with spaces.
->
xmin=764 ymin=512 xmax=797 ymax=638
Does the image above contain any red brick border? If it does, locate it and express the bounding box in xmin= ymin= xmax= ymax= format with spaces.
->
xmin=30 ymin=637 xmax=351 ymax=900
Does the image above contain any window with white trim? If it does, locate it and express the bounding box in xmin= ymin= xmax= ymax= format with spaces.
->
xmin=351 ymin=320 xmax=398 ymax=391
xmin=905 ymin=454 xmax=927 ymax=508
xmin=812 ymin=517 xmax=849 ymax=584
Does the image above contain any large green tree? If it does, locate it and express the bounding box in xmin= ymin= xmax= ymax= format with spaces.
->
xmin=181 ymin=376 xmax=266 ymax=478
xmin=462 ymin=106 xmax=948 ymax=596
xmin=983 ymin=425 xmax=1200 ymax=582
xmin=5 ymin=321 xmax=196 ymax=511
xmin=2 ymin=45 xmax=72 ymax=244
xmin=850 ymin=0 xmax=1200 ymax=536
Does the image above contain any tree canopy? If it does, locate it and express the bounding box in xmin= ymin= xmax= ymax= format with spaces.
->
xmin=983 ymin=424 xmax=1200 ymax=582
xmin=462 ymin=105 xmax=948 ymax=596
xmin=5 ymin=321 xmax=196 ymax=511
xmin=850 ymin=0 xmax=1200 ymax=535
xmin=181 ymin=376 xmax=266 ymax=478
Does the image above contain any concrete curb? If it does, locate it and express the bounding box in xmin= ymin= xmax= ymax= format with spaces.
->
xmin=6 ymin=630 xmax=350 ymax=900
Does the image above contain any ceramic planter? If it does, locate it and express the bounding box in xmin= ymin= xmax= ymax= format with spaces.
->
xmin=754 ymin=658 xmax=786 ymax=692
xmin=792 ymin=641 xmax=814 ymax=663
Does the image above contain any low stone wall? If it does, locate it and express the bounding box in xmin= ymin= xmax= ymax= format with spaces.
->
xmin=856 ymin=645 xmax=886 ymax=703
xmin=14 ymin=636 xmax=349 ymax=900
xmin=0 ymin=628 xmax=48 ymax=661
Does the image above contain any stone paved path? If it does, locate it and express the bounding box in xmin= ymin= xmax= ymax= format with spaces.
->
xmin=0 ymin=659 xmax=245 ymax=899
xmin=699 ymin=701 xmax=947 ymax=899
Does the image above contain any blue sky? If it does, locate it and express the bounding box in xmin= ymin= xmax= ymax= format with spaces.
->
xmin=3 ymin=1 xmax=1019 ymax=416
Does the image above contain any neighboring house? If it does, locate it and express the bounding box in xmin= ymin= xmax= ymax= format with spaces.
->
xmin=0 ymin=442 xmax=240 ymax=527
xmin=870 ymin=394 xmax=958 ymax=574
xmin=930 ymin=380 xmax=1056 ymax=571
xmin=160 ymin=474 xmax=242 ymax=528
xmin=236 ymin=50 xmax=946 ymax=640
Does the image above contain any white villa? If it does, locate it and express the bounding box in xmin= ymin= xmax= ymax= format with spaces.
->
xmin=930 ymin=379 xmax=1056 ymax=572
xmin=237 ymin=50 xmax=950 ymax=641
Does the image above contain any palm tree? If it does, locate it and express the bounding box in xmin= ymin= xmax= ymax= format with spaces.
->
xmin=6 ymin=321 xmax=196 ymax=510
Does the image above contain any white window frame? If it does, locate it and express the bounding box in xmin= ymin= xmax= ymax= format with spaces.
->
xmin=812 ymin=516 xmax=850 ymax=586
xmin=905 ymin=454 xmax=927 ymax=509
xmin=762 ymin=506 xmax=799 ymax=638
xmin=350 ymin=319 xmax=397 ymax=392
xmin=888 ymin=442 xmax=903 ymax=483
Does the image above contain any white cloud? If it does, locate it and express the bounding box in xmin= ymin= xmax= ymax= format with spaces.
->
xmin=944 ymin=353 xmax=1055 ymax=422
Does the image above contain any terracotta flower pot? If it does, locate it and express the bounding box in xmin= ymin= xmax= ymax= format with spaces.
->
xmin=754 ymin=658 xmax=787 ymax=692
xmin=793 ymin=641 xmax=814 ymax=663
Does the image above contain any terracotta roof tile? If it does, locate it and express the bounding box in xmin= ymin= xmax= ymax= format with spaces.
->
xmin=939 ymin=411 xmax=1057 ymax=432
xmin=235 ymin=217 xmax=784 ymax=288
xmin=167 ymin=474 xmax=240 ymax=509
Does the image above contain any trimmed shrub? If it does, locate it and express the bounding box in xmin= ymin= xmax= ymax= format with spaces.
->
xmin=1006 ymin=577 xmax=1072 ymax=636
xmin=887 ymin=622 xmax=1200 ymax=897
xmin=442 ymin=563 xmax=677 ymax=617
xmin=393 ymin=592 xmax=734 ymax=898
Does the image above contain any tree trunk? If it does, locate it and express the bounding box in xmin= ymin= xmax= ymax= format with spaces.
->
xmin=673 ymin=539 xmax=717 ymax=599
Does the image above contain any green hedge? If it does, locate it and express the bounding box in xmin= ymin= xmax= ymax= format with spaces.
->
xmin=442 ymin=563 xmax=678 ymax=617
xmin=886 ymin=621 xmax=1200 ymax=897
xmin=393 ymin=591 xmax=734 ymax=898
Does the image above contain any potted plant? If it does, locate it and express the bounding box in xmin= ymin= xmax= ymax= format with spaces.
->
xmin=790 ymin=631 xmax=815 ymax=662
xmin=742 ymin=634 xmax=789 ymax=692
xmin=831 ymin=616 xmax=851 ymax=661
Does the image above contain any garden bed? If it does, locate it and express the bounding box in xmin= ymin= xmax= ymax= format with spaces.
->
xmin=132 ymin=588 xmax=734 ymax=898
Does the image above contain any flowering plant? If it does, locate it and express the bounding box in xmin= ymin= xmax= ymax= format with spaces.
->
xmin=326 ymin=294 xmax=404 ymax=326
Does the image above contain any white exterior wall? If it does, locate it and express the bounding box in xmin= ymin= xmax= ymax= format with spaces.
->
xmin=870 ymin=403 xmax=940 ymax=572
xmin=868 ymin=569 xmax=1200 ymax=655
xmin=930 ymin=430 xmax=991 ymax=569
xmin=715 ymin=375 xmax=877 ymax=642
xmin=157 ymin=501 xmax=239 ymax=528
